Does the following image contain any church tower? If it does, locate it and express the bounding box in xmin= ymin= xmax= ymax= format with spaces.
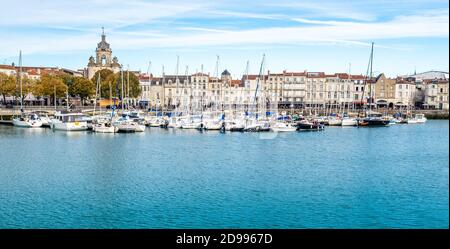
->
xmin=86 ymin=27 xmax=121 ymax=79
xmin=96 ymin=28 xmax=112 ymax=66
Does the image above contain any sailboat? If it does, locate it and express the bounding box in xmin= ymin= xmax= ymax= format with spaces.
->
xmin=341 ymin=73 xmax=358 ymax=127
xmin=244 ymin=54 xmax=270 ymax=132
xmin=358 ymin=42 xmax=390 ymax=127
xmin=12 ymin=51 xmax=43 ymax=128
xmin=270 ymin=77 xmax=297 ymax=132
xmin=92 ymin=74 xmax=117 ymax=133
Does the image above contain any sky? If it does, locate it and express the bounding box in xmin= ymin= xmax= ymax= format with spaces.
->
xmin=0 ymin=0 xmax=448 ymax=78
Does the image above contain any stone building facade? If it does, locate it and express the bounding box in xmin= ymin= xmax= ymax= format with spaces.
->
xmin=86 ymin=29 xmax=121 ymax=79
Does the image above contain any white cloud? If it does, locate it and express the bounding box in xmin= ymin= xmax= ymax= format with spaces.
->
xmin=0 ymin=12 xmax=447 ymax=57
xmin=0 ymin=0 xmax=207 ymax=29
xmin=104 ymin=13 xmax=449 ymax=49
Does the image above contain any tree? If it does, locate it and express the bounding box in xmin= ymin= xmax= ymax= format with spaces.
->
xmin=70 ymin=77 xmax=94 ymax=105
xmin=104 ymin=71 xmax=141 ymax=100
xmin=92 ymin=69 xmax=114 ymax=99
xmin=60 ymin=74 xmax=76 ymax=92
xmin=32 ymin=74 xmax=68 ymax=105
xmin=0 ymin=73 xmax=16 ymax=104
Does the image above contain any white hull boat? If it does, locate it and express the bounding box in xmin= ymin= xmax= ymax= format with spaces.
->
xmin=328 ymin=118 xmax=342 ymax=126
xmin=270 ymin=122 xmax=297 ymax=132
xmin=135 ymin=123 xmax=146 ymax=132
xmin=203 ymin=120 xmax=222 ymax=130
xmin=50 ymin=111 xmax=88 ymax=131
xmin=181 ymin=122 xmax=202 ymax=129
xmin=13 ymin=118 xmax=42 ymax=128
xmin=51 ymin=121 xmax=88 ymax=131
xmin=341 ymin=117 xmax=357 ymax=126
xmin=407 ymin=114 xmax=427 ymax=124
xmin=93 ymin=122 xmax=118 ymax=133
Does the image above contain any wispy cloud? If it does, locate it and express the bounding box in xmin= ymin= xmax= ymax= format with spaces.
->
xmin=263 ymin=1 xmax=377 ymax=21
xmin=0 ymin=0 xmax=207 ymax=29
xmin=0 ymin=12 xmax=447 ymax=56
xmin=0 ymin=0 xmax=448 ymax=76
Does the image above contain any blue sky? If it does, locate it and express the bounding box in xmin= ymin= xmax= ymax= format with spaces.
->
xmin=0 ymin=0 xmax=448 ymax=78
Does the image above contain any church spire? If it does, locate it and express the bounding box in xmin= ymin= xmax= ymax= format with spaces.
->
xmin=101 ymin=27 xmax=105 ymax=41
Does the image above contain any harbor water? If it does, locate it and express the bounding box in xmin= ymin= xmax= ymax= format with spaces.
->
xmin=0 ymin=121 xmax=448 ymax=228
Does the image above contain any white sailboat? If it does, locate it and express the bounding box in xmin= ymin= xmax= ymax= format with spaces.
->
xmin=91 ymin=73 xmax=117 ymax=133
xmin=12 ymin=51 xmax=43 ymax=128
xmin=13 ymin=113 xmax=43 ymax=128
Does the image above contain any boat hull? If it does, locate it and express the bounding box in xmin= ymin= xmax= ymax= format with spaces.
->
xmin=52 ymin=121 xmax=88 ymax=131
xmin=341 ymin=118 xmax=357 ymax=126
xmin=13 ymin=118 xmax=43 ymax=128
xmin=93 ymin=125 xmax=117 ymax=133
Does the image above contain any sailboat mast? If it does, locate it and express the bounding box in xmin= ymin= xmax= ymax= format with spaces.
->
xmin=127 ymin=65 xmax=130 ymax=109
xmin=121 ymin=67 xmax=124 ymax=112
xmin=369 ymin=42 xmax=374 ymax=112
xmin=93 ymin=74 xmax=100 ymax=116
xmin=254 ymin=54 xmax=265 ymax=118
xmin=147 ymin=61 xmax=151 ymax=111
xmin=215 ymin=55 xmax=219 ymax=113
xmin=66 ymin=87 xmax=69 ymax=111
xmin=19 ymin=50 xmax=23 ymax=113
xmin=175 ymin=55 xmax=179 ymax=115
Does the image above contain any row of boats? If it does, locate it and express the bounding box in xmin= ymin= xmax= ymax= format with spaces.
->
xmin=11 ymin=110 xmax=427 ymax=133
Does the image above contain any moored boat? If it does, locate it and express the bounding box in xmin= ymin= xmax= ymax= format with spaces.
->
xmin=50 ymin=111 xmax=88 ymax=131
xmin=12 ymin=113 xmax=43 ymax=128
xmin=271 ymin=122 xmax=297 ymax=132
xmin=296 ymin=119 xmax=325 ymax=131
xmin=407 ymin=114 xmax=427 ymax=124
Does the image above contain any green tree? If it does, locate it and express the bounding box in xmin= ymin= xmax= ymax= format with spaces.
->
xmin=104 ymin=71 xmax=141 ymax=100
xmin=33 ymin=74 xmax=68 ymax=105
xmin=92 ymin=69 xmax=114 ymax=99
xmin=60 ymin=74 xmax=76 ymax=91
xmin=0 ymin=73 xmax=16 ymax=104
xmin=70 ymin=77 xmax=94 ymax=105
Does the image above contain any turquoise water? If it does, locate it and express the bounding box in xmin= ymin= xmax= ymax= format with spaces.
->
xmin=0 ymin=121 xmax=448 ymax=228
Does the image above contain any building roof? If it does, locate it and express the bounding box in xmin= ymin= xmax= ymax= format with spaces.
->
xmin=191 ymin=72 xmax=209 ymax=76
xmin=221 ymin=69 xmax=231 ymax=76
xmin=405 ymin=70 xmax=449 ymax=80
xmin=97 ymin=30 xmax=111 ymax=51
xmin=306 ymin=72 xmax=326 ymax=78
xmin=0 ymin=64 xmax=15 ymax=70
xmin=230 ymin=79 xmax=242 ymax=87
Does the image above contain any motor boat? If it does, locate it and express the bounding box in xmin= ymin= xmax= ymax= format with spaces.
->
xmin=224 ymin=119 xmax=245 ymax=132
xmin=296 ymin=119 xmax=325 ymax=131
xmin=341 ymin=117 xmax=358 ymax=126
xmin=359 ymin=111 xmax=390 ymax=126
xmin=407 ymin=114 xmax=427 ymax=124
xmin=50 ymin=111 xmax=88 ymax=131
xmin=270 ymin=122 xmax=297 ymax=132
